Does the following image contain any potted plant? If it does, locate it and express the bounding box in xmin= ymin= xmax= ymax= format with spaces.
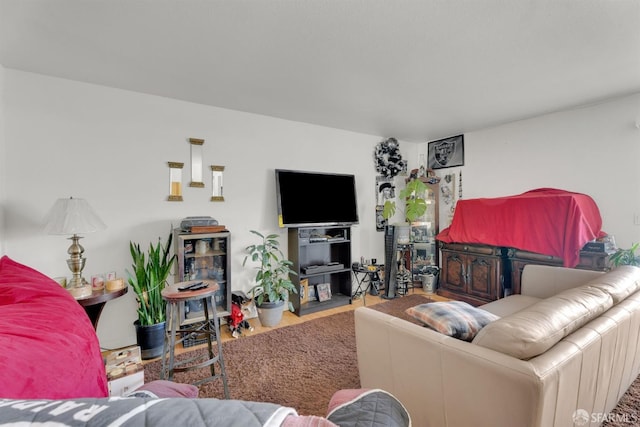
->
xmin=382 ymin=177 xmax=429 ymax=223
xmin=609 ymin=243 xmax=640 ymax=267
xmin=126 ymin=230 xmax=176 ymax=359
xmin=382 ymin=177 xmax=429 ymax=244
xmin=243 ymin=230 xmax=297 ymax=327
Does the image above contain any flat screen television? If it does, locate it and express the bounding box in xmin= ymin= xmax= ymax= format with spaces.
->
xmin=275 ymin=169 xmax=359 ymax=228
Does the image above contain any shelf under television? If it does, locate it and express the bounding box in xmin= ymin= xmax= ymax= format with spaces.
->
xmin=297 ymin=293 xmax=351 ymax=316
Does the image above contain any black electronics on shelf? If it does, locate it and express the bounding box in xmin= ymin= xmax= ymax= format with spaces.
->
xmin=275 ymin=169 xmax=359 ymax=228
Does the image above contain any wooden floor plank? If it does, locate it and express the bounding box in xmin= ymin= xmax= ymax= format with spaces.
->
xmin=165 ymin=288 xmax=445 ymax=358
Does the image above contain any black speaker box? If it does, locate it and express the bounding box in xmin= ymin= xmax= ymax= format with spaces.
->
xmin=383 ymin=225 xmax=398 ymax=299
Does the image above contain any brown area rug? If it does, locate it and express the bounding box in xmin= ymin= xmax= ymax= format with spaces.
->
xmin=144 ymin=293 xmax=640 ymax=422
xmin=603 ymin=386 xmax=640 ymax=427
xmin=144 ymin=294 xmax=431 ymax=416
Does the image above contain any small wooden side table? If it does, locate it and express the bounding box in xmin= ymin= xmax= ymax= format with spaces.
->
xmin=77 ymin=287 xmax=128 ymax=330
xmin=161 ymin=280 xmax=229 ymax=398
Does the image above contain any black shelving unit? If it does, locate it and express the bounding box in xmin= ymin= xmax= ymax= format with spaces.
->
xmin=288 ymin=225 xmax=352 ymax=316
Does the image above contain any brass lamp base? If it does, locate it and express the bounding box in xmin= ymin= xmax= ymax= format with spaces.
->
xmin=66 ymin=234 xmax=93 ymax=299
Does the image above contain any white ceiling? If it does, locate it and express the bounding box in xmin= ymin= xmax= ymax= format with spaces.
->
xmin=1 ymin=0 xmax=639 ymax=142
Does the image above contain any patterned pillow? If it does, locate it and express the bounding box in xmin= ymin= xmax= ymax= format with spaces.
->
xmin=405 ymin=301 xmax=500 ymax=341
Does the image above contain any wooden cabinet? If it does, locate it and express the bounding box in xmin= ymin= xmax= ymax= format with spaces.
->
xmin=438 ymin=243 xmax=509 ymax=306
xmin=438 ymin=242 xmax=610 ymax=305
xmin=288 ymin=226 xmax=352 ymax=316
xmin=508 ymin=249 xmax=610 ymax=294
xmin=173 ymin=229 xmax=232 ymax=321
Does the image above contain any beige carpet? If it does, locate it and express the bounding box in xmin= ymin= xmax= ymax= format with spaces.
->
xmin=144 ymin=293 xmax=640 ymax=422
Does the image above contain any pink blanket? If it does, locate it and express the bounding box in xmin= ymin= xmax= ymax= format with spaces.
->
xmin=436 ymin=188 xmax=604 ymax=267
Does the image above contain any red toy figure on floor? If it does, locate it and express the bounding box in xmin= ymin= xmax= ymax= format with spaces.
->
xmin=227 ymin=301 xmax=254 ymax=338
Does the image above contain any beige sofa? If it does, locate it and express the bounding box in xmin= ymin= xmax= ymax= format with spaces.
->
xmin=355 ymin=264 xmax=640 ymax=427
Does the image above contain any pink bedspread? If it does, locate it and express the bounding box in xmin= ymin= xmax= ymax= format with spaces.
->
xmin=0 ymin=256 xmax=108 ymax=399
xmin=436 ymin=188 xmax=604 ymax=267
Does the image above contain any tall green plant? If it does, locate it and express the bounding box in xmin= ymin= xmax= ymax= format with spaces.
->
xmin=382 ymin=177 xmax=428 ymax=223
xmin=243 ymin=230 xmax=297 ymax=310
xmin=126 ymin=231 xmax=176 ymax=326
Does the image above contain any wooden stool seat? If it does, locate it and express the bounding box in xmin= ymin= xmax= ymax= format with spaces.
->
xmin=161 ymin=280 xmax=229 ymax=398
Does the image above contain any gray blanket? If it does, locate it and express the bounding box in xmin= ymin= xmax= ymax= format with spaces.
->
xmin=0 ymin=397 xmax=295 ymax=427
xmin=326 ymin=389 xmax=412 ymax=427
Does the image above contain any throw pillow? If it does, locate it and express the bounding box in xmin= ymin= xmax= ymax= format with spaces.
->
xmin=405 ymin=301 xmax=499 ymax=341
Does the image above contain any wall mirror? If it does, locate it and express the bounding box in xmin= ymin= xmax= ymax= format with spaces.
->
xmin=167 ymin=162 xmax=184 ymax=201
xmin=189 ymin=138 xmax=205 ymax=188
xmin=211 ymin=165 xmax=225 ymax=202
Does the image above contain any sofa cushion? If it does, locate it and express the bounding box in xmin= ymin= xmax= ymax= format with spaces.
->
xmin=480 ymin=294 xmax=542 ymax=317
xmin=473 ymin=283 xmax=613 ymax=359
xmin=405 ymin=301 xmax=500 ymax=341
xmin=585 ymin=265 xmax=640 ymax=304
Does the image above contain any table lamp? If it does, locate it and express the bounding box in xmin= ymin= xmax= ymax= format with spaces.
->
xmin=44 ymin=197 xmax=106 ymax=299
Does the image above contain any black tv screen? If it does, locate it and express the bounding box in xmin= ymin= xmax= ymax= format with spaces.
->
xmin=275 ymin=169 xmax=359 ymax=228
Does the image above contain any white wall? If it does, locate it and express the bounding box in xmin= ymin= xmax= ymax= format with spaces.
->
xmin=3 ymin=68 xmax=639 ymax=349
xmin=2 ymin=70 xmax=415 ymax=349
xmin=437 ymin=93 xmax=640 ymax=249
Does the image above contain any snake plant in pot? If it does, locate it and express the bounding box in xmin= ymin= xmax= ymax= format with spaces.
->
xmin=243 ymin=230 xmax=297 ymax=327
xmin=126 ymin=230 xmax=176 ymax=359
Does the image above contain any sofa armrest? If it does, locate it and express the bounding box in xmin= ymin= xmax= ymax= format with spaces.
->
xmin=520 ymin=264 xmax=604 ymax=298
xmin=355 ymin=307 xmax=544 ymax=427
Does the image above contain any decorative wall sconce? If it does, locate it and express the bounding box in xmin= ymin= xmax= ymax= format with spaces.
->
xmin=168 ymin=162 xmax=184 ymax=201
xmin=211 ymin=165 xmax=225 ymax=202
xmin=189 ymin=138 xmax=205 ymax=188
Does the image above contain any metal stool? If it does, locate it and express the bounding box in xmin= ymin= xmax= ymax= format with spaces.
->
xmin=161 ymin=280 xmax=229 ymax=398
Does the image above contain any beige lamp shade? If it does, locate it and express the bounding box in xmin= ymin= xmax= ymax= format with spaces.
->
xmin=44 ymin=197 xmax=106 ymax=299
xmin=44 ymin=197 xmax=106 ymax=235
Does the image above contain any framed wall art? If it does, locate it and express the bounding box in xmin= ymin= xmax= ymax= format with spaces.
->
xmin=316 ymin=283 xmax=332 ymax=302
xmin=300 ymin=278 xmax=309 ymax=305
xmin=375 ymin=176 xmax=395 ymax=206
xmin=427 ymin=135 xmax=464 ymax=169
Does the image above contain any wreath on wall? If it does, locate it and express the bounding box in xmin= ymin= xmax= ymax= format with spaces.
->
xmin=374 ymin=137 xmax=406 ymax=178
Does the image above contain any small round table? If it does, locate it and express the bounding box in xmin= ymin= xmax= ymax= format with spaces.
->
xmin=352 ymin=264 xmax=382 ymax=306
xmin=77 ymin=287 xmax=128 ymax=330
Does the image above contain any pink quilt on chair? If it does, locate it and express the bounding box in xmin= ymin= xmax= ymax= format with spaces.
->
xmin=0 ymin=256 xmax=108 ymax=398
xmin=437 ymin=188 xmax=604 ymax=267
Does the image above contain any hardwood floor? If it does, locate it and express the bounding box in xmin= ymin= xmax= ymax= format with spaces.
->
xmin=130 ymin=287 xmax=448 ymax=364
xmin=166 ymin=287 xmax=446 ymax=358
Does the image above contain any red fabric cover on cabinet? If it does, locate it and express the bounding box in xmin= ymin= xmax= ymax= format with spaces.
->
xmin=0 ymin=256 xmax=108 ymax=398
xmin=436 ymin=188 xmax=604 ymax=267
